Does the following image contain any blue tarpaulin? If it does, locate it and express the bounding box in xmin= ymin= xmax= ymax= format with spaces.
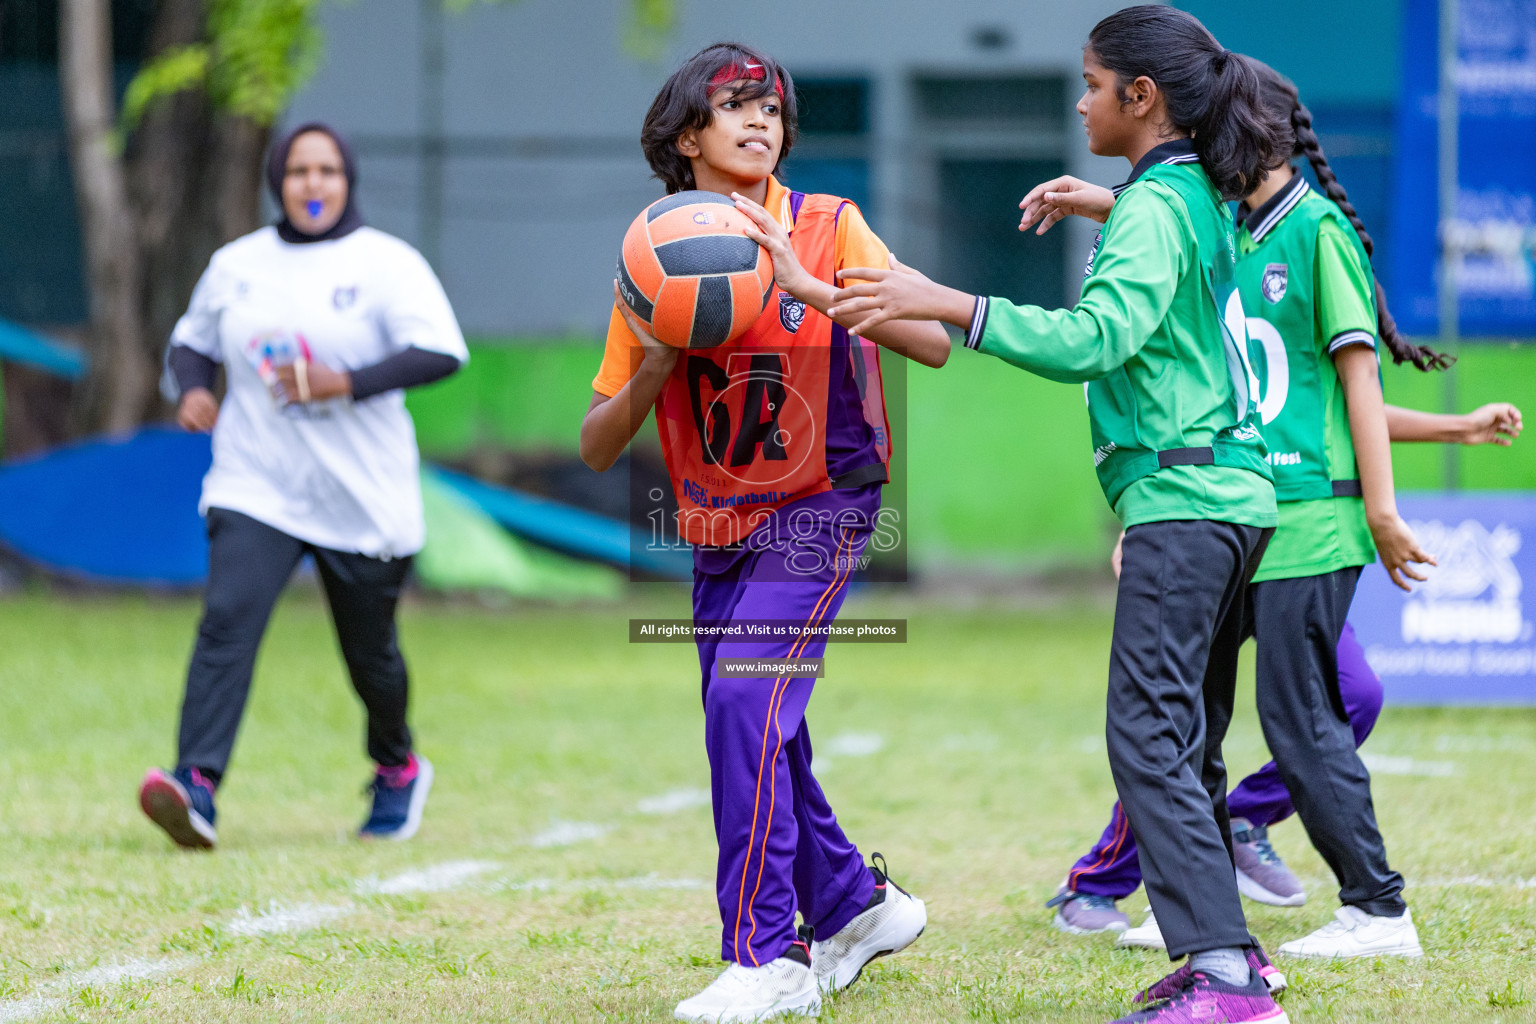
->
xmin=0 ymin=318 xmax=87 ymax=379
xmin=0 ymin=427 xmax=672 ymax=588
xmin=0 ymin=427 xmax=211 ymax=584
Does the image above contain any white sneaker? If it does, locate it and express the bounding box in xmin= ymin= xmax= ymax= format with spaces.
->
xmin=811 ymin=857 xmax=927 ymax=993
xmin=674 ymin=953 xmax=820 ymax=1023
xmin=1277 ymin=905 xmax=1423 ymax=959
xmin=1116 ymin=909 xmax=1167 ymax=951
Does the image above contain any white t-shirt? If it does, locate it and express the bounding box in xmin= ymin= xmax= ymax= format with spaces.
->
xmin=172 ymin=226 xmax=468 ymax=558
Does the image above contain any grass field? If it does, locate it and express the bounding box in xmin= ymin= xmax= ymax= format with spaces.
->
xmin=1 ymin=589 xmax=1533 ymax=1022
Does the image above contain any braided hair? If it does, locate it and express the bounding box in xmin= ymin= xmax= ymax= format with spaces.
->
xmin=1253 ymin=62 xmax=1452 ymax=370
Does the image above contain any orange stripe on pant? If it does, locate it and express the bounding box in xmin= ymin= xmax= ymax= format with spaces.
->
xmin=1069 ymin=801 xmax=1128 ymax=892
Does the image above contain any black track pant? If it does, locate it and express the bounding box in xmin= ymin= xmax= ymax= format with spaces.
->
xmin=1249 ymin=567 xmax=1406 ymax=917
xmin=176 ymin=508 xmax=414 ymax=783
xmin=1107 ymin=519 xmax=1272 ymax=960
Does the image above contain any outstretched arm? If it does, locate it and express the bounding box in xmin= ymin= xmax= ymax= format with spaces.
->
xmin=829 ymin=186 xmax=1184 ymax=383
xmin=1385 ymin=402 xmax=1522 ymax=445
xmin=1018 ymin=175 xmax=1116 ymax=235
xmin=732 ymin=193 xmax=950 ymax=368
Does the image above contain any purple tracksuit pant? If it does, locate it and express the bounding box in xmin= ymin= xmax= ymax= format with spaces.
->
xmin=692 ymin=490 xmax=879 ymax=966
xmin=1068 ymin=621 xmax=1383 ymax=899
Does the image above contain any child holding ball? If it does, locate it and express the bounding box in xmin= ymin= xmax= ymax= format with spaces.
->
xmin=580 ymin=42 xmax=949 ymax=1023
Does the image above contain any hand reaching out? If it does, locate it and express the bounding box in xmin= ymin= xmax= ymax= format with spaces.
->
xmin=1459 ymin=402 xmax=1523 ymax=446
xmin=1018 ymin=175 xmax=1116 ymax=235
xmin=828 ymin=257 xmax=975 ymax=337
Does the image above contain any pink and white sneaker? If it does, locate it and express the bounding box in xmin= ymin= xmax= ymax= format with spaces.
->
xmin=1133 ymin=948 xmax=1288 ymax=1004
xmin=1112 ymin=969 xmax=1288 ymax=1024
xmin=139 ymin=767 xmax=217 ymax=850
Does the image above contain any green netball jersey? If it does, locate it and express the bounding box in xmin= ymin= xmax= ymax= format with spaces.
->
xmin=965 ymin=140 xmax=1276 ymax=529
xmin=1236 ymin=172 xmax=1379 ymax=583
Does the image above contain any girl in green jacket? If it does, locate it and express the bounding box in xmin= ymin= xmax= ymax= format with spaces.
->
xmin=831 ymin=7 xmax=1296 ymax=1022
xmin=1042 ymin=61 xmax=1519 ymax=967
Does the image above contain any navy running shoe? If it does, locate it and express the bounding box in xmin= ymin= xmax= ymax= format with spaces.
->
xmin=139 ymin=766 xmax=217 ymax=850
xmin=358 ymin=753 xmax=433 ymax=840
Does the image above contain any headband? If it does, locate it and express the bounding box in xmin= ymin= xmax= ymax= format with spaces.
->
xmin=707 ymin=60 xmax=785 ymax=100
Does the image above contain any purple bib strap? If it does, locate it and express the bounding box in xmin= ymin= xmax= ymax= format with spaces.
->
xmin=789 ymin=190 xmax=850 ymax=228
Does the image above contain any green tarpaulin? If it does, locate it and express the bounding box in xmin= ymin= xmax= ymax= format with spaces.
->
xmin=416 ymin=471 xmax=623 ymax=601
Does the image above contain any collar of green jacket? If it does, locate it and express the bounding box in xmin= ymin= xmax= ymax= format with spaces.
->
xmin=1236 ymin=169 xmax=1311 ymax=243
xmin=1112 ymin=138 xmax=1198 ymax=197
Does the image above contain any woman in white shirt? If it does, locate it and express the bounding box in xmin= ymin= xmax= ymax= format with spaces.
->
xmin=138 ymin=122 xmax=468 ymax=850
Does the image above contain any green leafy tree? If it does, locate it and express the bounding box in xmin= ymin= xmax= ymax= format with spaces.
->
xmin=61 ymin=0 xmax=674 ymax=432
xmin=61 ymin=0 xmax=322 ymax=432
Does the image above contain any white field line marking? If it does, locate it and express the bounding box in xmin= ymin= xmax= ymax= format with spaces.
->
xmin=357 ymin=859 xmax=502 ymax=895
xmin=65 ymin=958 xmax=193 ymax=987
xmin=1417 ymin=875 xmax=1536 ymax=890
xmin=939 ymin=732 xmax=999 ymax=752
xmin=493 ymin=874 xmax=707 ymax=893
xmin=1360 ymin=752 xmax=1458 ymax=777
xmin=0 ymin=997 xmax=59 ymax=1023
xmin=636 ymin=788 xmax=710 ymax=815
xmin=227 ymin=901 xmax=353 ymax=937
xmin=0 ymin=957 xmax=192 ymax=1023
xmin=1431 ymin=733 xmax=1536 ymax=753
xmin=824 ymin=732 xmax=884 ymax=757
xmin=529 ymin=821 xmax=612 ymax=848
xmin=608 ymin=874 xmax=707 ymax=891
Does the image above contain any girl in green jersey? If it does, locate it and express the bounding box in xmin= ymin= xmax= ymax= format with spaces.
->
xmin=1214 ymin=60 xmax=1444 ymax=960
xmin=830 ymin=7 xmax=1296 ymax=1022
xmin=1031 ymin=60 xmax=1515 ymax=971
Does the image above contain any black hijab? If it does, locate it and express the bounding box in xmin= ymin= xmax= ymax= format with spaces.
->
xmin=267 ymin=121 xmax=364 ymax=244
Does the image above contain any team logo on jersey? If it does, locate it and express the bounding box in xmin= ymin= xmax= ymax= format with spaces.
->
xmin=332 ymin=286 xmax=358 ymax=310
xmin=778 ymin=291 xmax=806 ymax=333
xmin=1261 ymin=263 xmax=1288 ymax=304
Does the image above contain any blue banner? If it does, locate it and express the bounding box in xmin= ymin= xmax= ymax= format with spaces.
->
xmin=1349 ymin=493 xmax=1536 ymax=704
xmin=1389 ymin=0 xmax=1536 ymax=337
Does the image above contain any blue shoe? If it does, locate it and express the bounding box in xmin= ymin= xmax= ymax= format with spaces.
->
xmin=358 ymin=754 xmax=433 ymax=840
xmin=139 ymin=767 xmax=217 ymax=849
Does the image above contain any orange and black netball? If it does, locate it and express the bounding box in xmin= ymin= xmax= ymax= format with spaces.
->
xmin=617 ymin=191 xmax=774 ymax=349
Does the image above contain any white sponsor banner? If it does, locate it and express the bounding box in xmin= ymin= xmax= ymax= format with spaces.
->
xmin=1349 ymin=494 xmax=1536 ymax=705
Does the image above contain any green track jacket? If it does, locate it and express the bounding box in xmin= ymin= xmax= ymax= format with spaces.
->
xmin=962 ymin=141 xmax=1277 ymax=529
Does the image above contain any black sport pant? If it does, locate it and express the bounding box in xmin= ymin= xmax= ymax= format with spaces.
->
xmin=1249 ymin=567 xmax=1406 ymax=917
xmin=1107 ymin=519 xmax=1272 ymax=959
xmin=176 ymin=508 xmax=414 ymax=783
